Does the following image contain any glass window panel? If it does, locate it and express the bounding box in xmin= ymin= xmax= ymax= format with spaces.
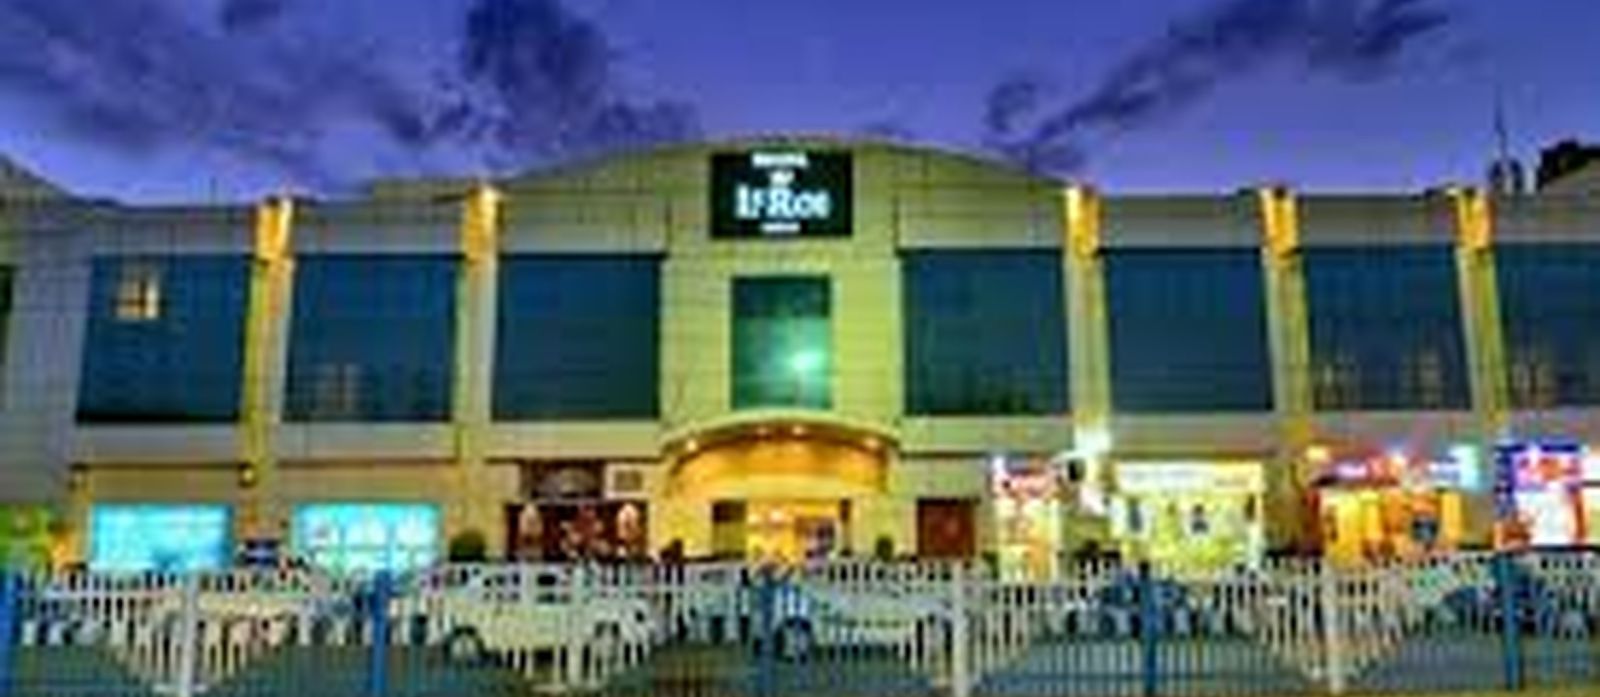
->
xmin=1105 ymin=248 xmax=1273 ymax=413
xmin=285 ymin=255 xmax=456 ymax=422
xmin=494 ymin=255 xmax=659 ymax=420
xmin=903 ymin=251 xmax=1069 ymax=415
xmin=1304 ymin=246 xmax=1470 ymax=411
xmin=732 ymin=277 xmax=831 ymax=410
xmin=77 ymin=256 xmax=250 ymax=423
xmin=1497 ymin=244 xmax=1600 ymax=407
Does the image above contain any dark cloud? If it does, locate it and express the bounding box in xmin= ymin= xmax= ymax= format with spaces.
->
xmin=220 ymin=0 xmax=290 ymax=32
xmin=440 ymin=0 xmax=700 ymax=169
xmin=0 ymin=0 xmax=434 ymax=187
xmin=0 ymin=0 xmax=698 ymax=190
xmin=987 ymin=0 xmax=1457 ymax=174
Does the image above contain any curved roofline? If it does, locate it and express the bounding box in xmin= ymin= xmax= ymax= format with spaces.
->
xmin=499 ymin=132 xmax=1069 ymax=188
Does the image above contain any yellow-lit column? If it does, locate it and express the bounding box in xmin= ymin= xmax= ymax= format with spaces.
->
xmin=1258 ymin=187 xmax=1315 ymax=550
xmin=239 ymin=196 xmax=294 ymax=542
xmin=59 ymin=465 xmax=91 ymax=568
xmin=1063 ymin=186 xmax=1112 ymax=551
xmin=453 ymin=184 xmax=501 ymax=554
xmin=1451 ymin=187 xmax=1508 ymax=546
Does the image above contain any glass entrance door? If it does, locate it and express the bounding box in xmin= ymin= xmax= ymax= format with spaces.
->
xmin=719 ymin=499 xmax=848 ymax=563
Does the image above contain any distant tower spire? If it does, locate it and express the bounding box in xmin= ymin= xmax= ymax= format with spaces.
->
xmin=1494 ymin=87 xmax=1512 ymax=165
xmin=1487 ymin=86 xmax=1526 ymax=196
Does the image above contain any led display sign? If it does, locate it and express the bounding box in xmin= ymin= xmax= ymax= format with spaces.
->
xmin=711 ymin=151 xmax=852 ymax=238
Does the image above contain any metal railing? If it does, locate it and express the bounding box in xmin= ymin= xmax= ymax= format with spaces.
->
xmin=0 ymin=551 xmax=1596 ymax=697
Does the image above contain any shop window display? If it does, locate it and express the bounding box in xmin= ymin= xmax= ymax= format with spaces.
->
xmin=1495 ymin=443 xmax=1586 ymax=549
xmin=1111 ymin=462 xmax=1265 ymax=574
xmin=991 ymin=456 xmax=1063 ymax=581
xmin=1312 ymin=449 xmax=1474 ymax=565
xmin=507 ymin=501 xmax=648 ymax=562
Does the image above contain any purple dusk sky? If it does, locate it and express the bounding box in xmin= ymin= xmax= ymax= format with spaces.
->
xmin=0 ymin=0 xmax=1595 ymax=202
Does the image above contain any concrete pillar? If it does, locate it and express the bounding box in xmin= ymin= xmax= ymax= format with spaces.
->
xmin=1451 ymin=187 xmax=1508 ymax=545
xmin=1257 ymin=187 xmax=1315 ymax=550
xmin=452 ymin=184 xmax=502 ymax=555
xmin=1063 ymin=186 xmax=1112 ymax=550
xmin=238 ymin=196 xmax=294 ymax=542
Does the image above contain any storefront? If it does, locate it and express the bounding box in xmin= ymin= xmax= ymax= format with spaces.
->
xmin=1496 ymin=442 xmax=1586 ymax=549
xmin=1312 ymin=449 xmax=1476 ymax=565
xmin=990 ymin=455 xmax=1064 ymax=580
xmin=1110 ymin=461 xmax=1265 ymax=573
xmin=507 ymin=462 xmax=648 ymax=562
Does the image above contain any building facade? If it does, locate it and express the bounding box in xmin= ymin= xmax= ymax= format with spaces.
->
xmin=1 ymin=138 xmax=1598 ymax=574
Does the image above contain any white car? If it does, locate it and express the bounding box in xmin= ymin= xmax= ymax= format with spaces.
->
xmin=767 ymin=583 xmax=948 ymax=658
xmin=420 ymin=568 xmax=656 ymax=664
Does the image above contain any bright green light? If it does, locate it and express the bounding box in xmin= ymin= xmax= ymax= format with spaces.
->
xmin=788 ymin=349 xmax=824 ymax=375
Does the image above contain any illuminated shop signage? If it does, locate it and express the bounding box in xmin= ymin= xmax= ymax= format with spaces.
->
xmin=1497 ymin=442 xmax=1582 ymax=491
xmin=1494 ymin=442 xmax=1586 ymax=549
xmin=1116 ymin=462 xmax=1264 ymax=495
xmin=711 ymin=151 xmax=852 ymax=238
xmin=1319 ymin=448 xmax=1481 ymax=491
xmin=89 ymin=505 xmax=231 ymax=573
xmin=292 ymin=503 xmax=440 ymax=574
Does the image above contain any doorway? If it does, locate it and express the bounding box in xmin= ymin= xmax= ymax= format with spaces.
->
xmin=917 ymin=498 xmax=977 ymax=559
xmin=713 ymin=499 xmax=850 ymax=563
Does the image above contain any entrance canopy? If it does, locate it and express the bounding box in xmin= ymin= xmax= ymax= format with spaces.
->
xmin=661 ymin=412 xmax=896 ymax=499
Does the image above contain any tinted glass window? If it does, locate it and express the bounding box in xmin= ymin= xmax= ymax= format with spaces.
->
xmin=1305 ymin=246 xmax=1469 ymax=411
xmin=285 ymin=255 xmax=456 ymax=422
xmin=495 ymin=255 xmax=659 ymax=420
xmin=903 ymin=251 xmax=1068 ymax=415
xmin=1497 ymin=244 xmax=1600 ymax=407
xmin=732 ymin=277 xmax=831 ymax=410
xmin=1105 ymin=248 xmax=1273 ymax=413
xmin=77 ymin=256 xmax=249 ymax=423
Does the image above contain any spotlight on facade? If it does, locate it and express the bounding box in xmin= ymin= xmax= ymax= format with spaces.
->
xmin=1306 ymin=444 xmax=1332 ymax=465
xmin=1078 ymin=429 xmax=1113 ymax=458
xmin=788 ymin=349 xmax=824 ymax=375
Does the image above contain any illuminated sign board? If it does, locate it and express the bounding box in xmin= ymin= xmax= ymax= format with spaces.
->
xmin=89 ymin=505 xmax=231 ymax=573
xmin=711 ymin=151 xmax=852 ymax=238
xmin=1116 ymin=462 xmax=1264 ymax=495
xmin=1496 ymin=443 xmax=1582 ymax=491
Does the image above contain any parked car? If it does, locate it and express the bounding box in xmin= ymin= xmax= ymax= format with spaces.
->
xmin=423 ymin=567 xmax=656 ymax=665
xmin=761 ymin=582 xmax=949 ymax=660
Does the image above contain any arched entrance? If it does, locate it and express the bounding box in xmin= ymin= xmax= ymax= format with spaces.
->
xmin=657 ymin=417 xmax=894 ymax=563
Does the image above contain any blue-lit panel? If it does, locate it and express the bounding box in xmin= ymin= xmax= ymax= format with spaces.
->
xmin=89 ymin=505 xmax=231 ymax=573
xmin=292 ymin=503 xmax=440 ymax=574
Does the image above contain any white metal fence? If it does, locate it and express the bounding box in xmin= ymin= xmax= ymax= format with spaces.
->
xmin=1 ymin=551 xmax=1596 ymax=697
